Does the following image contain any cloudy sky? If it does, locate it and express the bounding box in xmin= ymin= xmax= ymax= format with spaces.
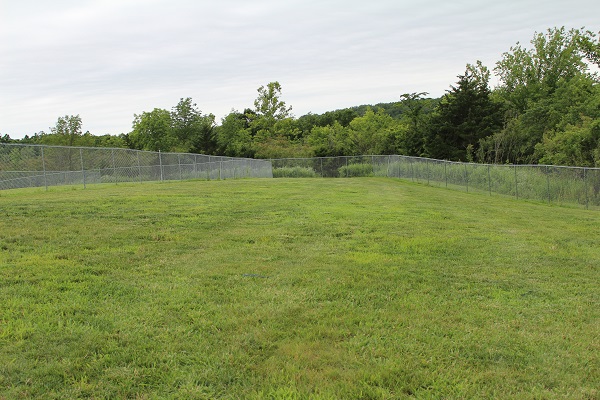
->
xmin=1 ymin=0 xmax=598 ymax=138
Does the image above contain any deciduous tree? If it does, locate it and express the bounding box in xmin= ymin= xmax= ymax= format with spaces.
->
xmin=128 ymin=108 xmax=173 ymax=152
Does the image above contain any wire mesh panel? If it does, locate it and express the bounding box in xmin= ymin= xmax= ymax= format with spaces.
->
xmin=546 ymin=166 xmax=587 ymax=207
xmin=587 ymin=168 xmax=600 ymax=209
xmin=272 ymin=158 xmax=321 ymax=177
xmin=2 ymin=144 xmax=598 ymax=209
xmin=0 ymin=143 xmax=273 ymax=190
xmin=270 ymin=155 xmax=599 ymax=209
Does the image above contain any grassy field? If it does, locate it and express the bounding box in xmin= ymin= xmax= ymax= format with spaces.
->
xmin=0 ymin=178 xmax=598 ymax=399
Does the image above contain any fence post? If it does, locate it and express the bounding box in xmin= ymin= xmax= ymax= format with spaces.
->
xmin=111 ymin=148 xmax=117 ymax=184
xmin=80 ymin=148 xmax=86 ymax=189
xmin=178 ymin=154 xmax=182 ymax=181
xmin=371 ymin=155 xmax=375 ymax=176
xmin=387 ymin=155 xmax=390 ymax=177
xmin=219 ymin=160 xmax=222 ymax=180
xmin=464 ymin=163 xmax=468 ymax=193
xmin=514 ymin=165 xmax=518 ymax=200
xmin=137 ymin=151 xmax=142 ymax=183
xmin=320 ymin=157 xmax=324 ymax=177
xmin=426 ymin=159 xmax=430 ymax=185
xmin=159 ymin=150 xmax=164 ymax=181
xmin=346 ymin=157 xmax=349 ymax=177
xmin=546 ymin=165 xmax=551 ymax=204
xmin=487 ymin=164 xmax=491 ymax=196
xmin=444 ymin=161 xmax=448 ymax=188
xmin=584 ymin=167 xmax=589 ymax=210
xmin=41 ymin=146 xmax=48 ymax=191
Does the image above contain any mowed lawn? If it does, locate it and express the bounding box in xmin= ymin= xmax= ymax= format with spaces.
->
xmin=0 ymin=178 xmax=598 ymax=399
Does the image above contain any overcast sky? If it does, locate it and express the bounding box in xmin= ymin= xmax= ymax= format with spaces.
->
xmin=1 ymin=0 xmax=598 ymax=138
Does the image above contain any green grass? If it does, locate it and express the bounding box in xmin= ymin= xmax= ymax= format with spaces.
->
xmin=0 ymin=178 xmax=598 ymax=399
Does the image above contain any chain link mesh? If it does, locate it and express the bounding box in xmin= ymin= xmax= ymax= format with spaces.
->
xmin=270 ymin=155 xmax=600 ymax=209
xmin=2 ymin=144 xmax=598 ymax=209
xmin=0 ymin=144 xmax=273 ymax=190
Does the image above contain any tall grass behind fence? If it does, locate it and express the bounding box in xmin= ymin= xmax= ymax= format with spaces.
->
xmin=271 ymin=155 xmax=600 ymax=209
xmin=0 ymin=143 xmax=273 ymax=190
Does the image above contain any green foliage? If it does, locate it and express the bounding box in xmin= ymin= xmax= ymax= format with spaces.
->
xmin=488 ymin=27 xmax=600 ymax=164
xmin=338 ymin=162 xmax=374 ymax=177
xmin=253 ymin=136 xmax=312 ymax=159
xmin=424 ymin=62 xmax=503 ymax=161
xmin=127 ymin=98 xmax=215 ymax=153
xmin=215 ymin=110 xmax=255 ymax=158
xmin=536 ymin=116 xmax=600 ymax=167
xmin=346 ymin=108 xmax=405 ymax=155
xmin=252 ymin=82 xmax=293 ymax=138
xmin=396 ymin=93 xmax=436 ymax=156
xmin=272 ymin=166 xmax=318 ymax=177
xmin=306 ymin=122 xmax=347 ymax=157
xmin=127 ymin=108 xmax=173 ymax=152
xmin=577 ymin=29 xmax=600 ymax=68
xmin=171 ymin=97 xmax=216 ymax=154
xmin=297 ymin=109 xmax=358 ymax=136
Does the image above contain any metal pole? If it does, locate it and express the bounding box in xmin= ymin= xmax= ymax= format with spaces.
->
xmin=387 ymin=155 xmax=390 ymax=178
xmin=546 ymin=165 xmax=551 ymax=204
xmin=159 ymin=150 xmax=164 ymax=181
xmin=111 ymin=148 xmax=116 ymax=184
xmin=426 ymin=159 xmax=430 ymax=185
xmin=207 ymin=156 xmax=211 ymax=180
xmin=487 ymin=164 xmax=491 ymax=196
xmin=178 ymin=154 xmax=182 ymax=181
xmin=444 ymin=161 xmax=448 ymax=188
xmin=41 ymin=146 xmax=48 ymax=191
xmin=346 ymin=156 xmax=349 ymax=177
xmin=514 ymin=165 xmax=518 ymax=200
xmin=371 ymin=155 xmax=374 ymax=176
xmin=584 ymin=167 xmax=589 ymax=210
xmin=320 ymin=157 xmax=323 ymax=177
xmin=80 ymin=148 xmax=86 ymax=189
xmin=137 ymin=151 xmax=142 ymax=183
xmin=464 ymin=163 xmax=468 ymax=192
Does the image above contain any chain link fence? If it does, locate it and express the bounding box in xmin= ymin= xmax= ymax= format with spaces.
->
xmin=270 ymin=155 xmax=600 ymax=210
xmin=0 ymin=143 xmax=273 ymax=190
xmin=2 ymin=145 xmax=598 ymax=209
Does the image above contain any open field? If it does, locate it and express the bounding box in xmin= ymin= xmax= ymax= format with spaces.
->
xmin=0 ymin=178 xmax=598 ymax=399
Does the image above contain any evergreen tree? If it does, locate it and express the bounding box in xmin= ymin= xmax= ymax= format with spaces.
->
xmin=424 ymin=62 xmax=502 ymax=161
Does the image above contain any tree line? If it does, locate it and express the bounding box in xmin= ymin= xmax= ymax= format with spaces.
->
xmin=3 ymin=27 xmax=599 ymax=167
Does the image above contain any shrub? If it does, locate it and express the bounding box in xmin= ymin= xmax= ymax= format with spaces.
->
xmin=338 ymin=163 xmax=374 ymax=177
xmin=273 ymin=166 xmax=318 ymax=178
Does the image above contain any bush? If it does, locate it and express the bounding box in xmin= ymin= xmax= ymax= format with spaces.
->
xmin=338 ymin=163 xmax=374 ymax=177
xmin=273 ymin=166 xmax=318 ymax=178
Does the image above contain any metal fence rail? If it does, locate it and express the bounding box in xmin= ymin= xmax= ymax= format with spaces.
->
xmin=270 ymin=155 xmax=600 ymax=210
xmin=0 ymin=143 xmax=273 ymax=190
